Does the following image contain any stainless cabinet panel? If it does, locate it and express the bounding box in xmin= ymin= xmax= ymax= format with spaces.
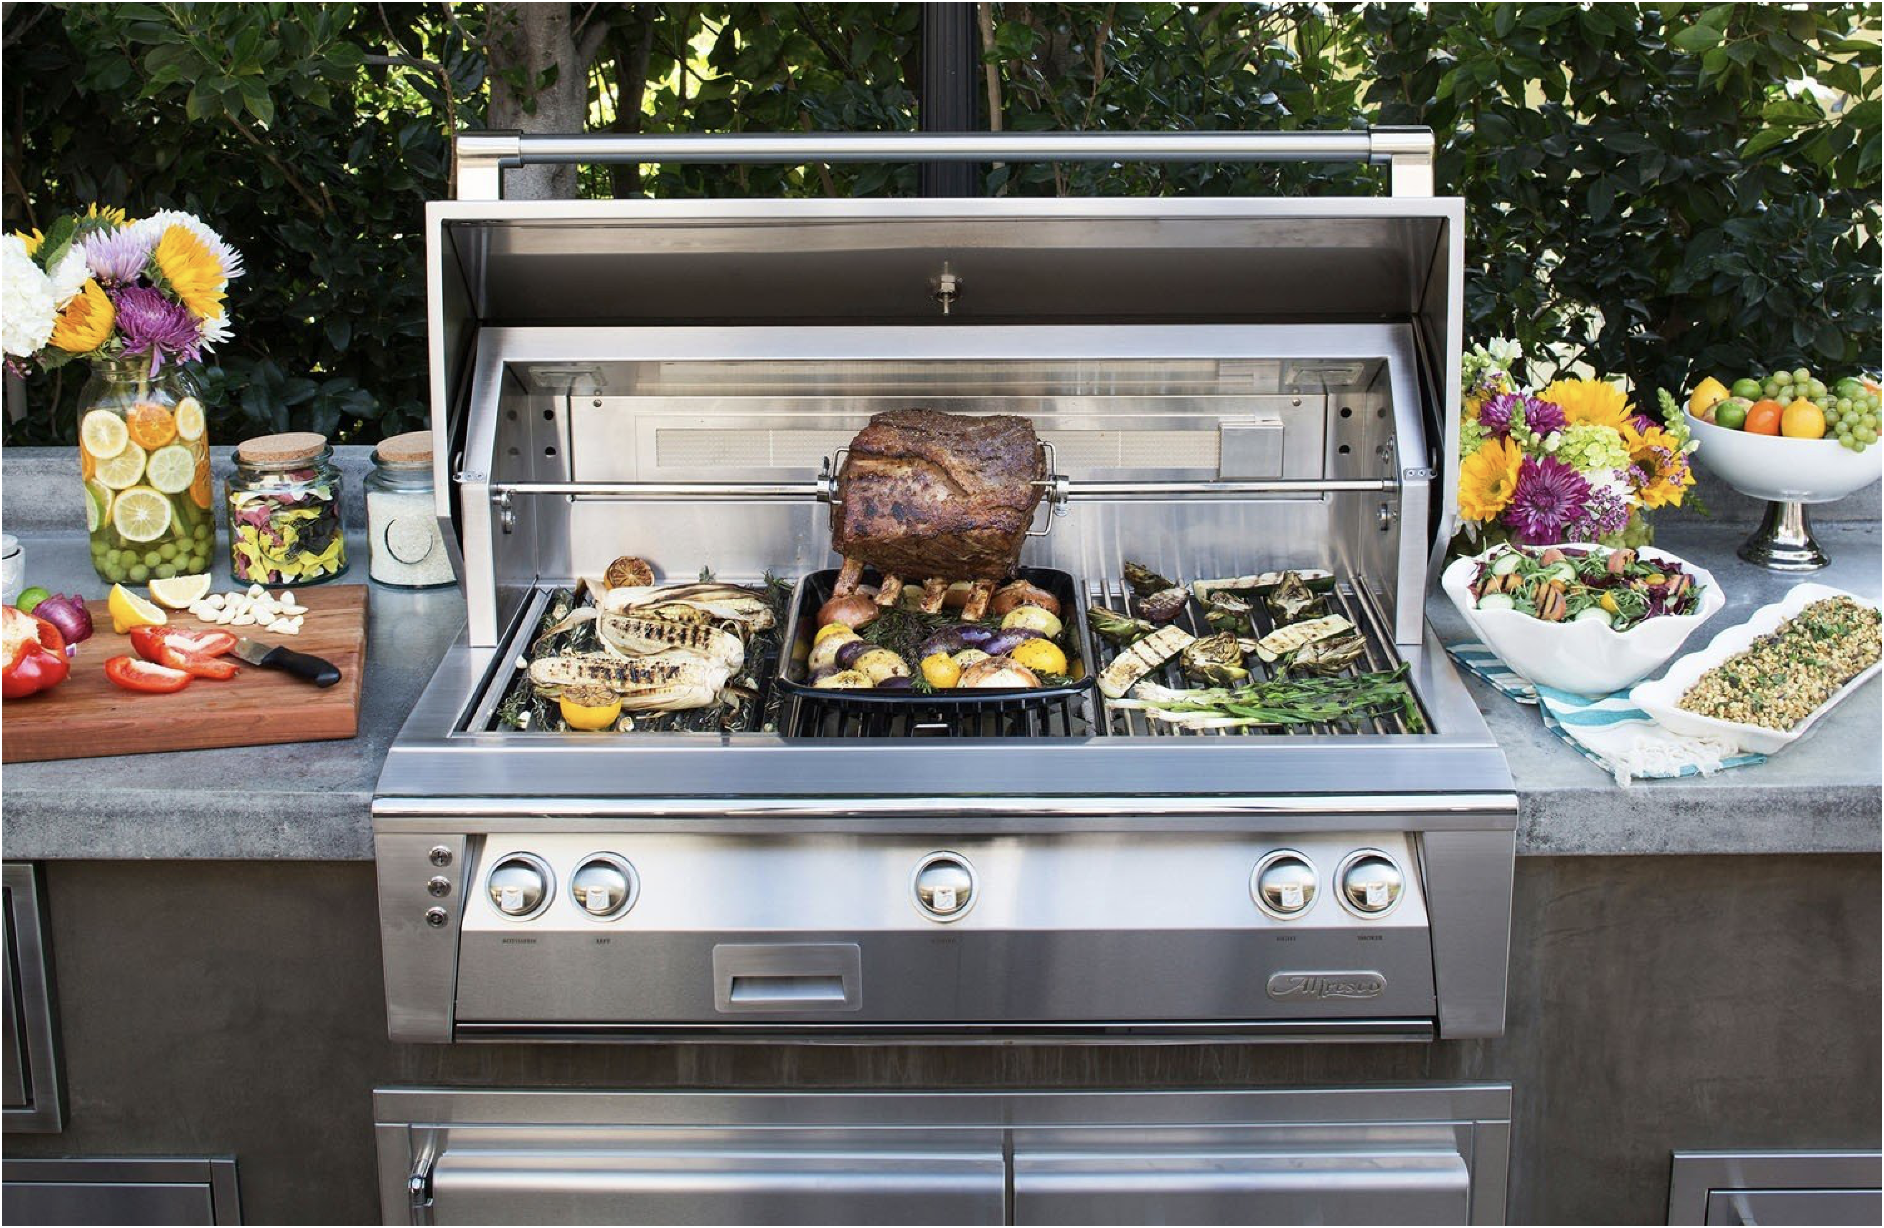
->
xmin=3 ymin=863 xmax=62 ymax=1133
xmin=1670 ymin=1150 xmax=1882 ymax=1226
xmin=5 ymin=1181 xmax=216 ymax=1226
xmin=1705 ymin=1188 xmax=1881 ymax=1225
xmin=420 ymin=1127 xmax=1005 ymax=1226
xmin=1013 ymin=1127 xmax=1471 ymax=1225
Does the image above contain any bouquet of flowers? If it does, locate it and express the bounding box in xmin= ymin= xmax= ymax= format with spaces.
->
xmin=1456 ymin=339 xmax=1697 ymax=549
xmin=2 ymin=203 xmax=242 ymax=375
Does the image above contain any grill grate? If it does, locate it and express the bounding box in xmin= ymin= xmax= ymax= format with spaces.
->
xmin=465 ymin=572 xmax=1427 ymax=739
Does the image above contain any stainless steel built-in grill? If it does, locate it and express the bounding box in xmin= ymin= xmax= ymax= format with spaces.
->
xmin=375 ymin=130 xmax=1515 ymax=1055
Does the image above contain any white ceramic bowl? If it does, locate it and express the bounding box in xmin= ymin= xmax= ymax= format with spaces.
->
xmin=1631 ymin=583 xmax=1880 ymax=755
xmin=1686 ymin=411 xmax=1883 ymax=503
xmin=1441 ymin=544 xmax=1725 ymax=697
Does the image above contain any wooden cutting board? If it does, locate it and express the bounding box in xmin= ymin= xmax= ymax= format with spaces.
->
xmin=2 ymin=585 xmax=367 ymax=763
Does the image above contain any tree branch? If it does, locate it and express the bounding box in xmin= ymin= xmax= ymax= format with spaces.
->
xmin=229 ymin=114 xmax=328 ymax=216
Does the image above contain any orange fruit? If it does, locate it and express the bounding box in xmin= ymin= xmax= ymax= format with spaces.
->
xmin=1781 ymin=398 xmax=1826 ymax=440
xmin=1744 ymin=399 xmax=1785 ymax=436
xmin=125 ymin=400 xmax=177 ymax=449
xmin=190 ymin=455 xmax=213 ymax=509
xmin=80 ymin=444 xmax=95 ymax=481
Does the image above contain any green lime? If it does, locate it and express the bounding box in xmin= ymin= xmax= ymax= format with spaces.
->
xmin=14 ymin=585 xmax=50 ymax=613
xmin=1714 ymin=400 xmax=1749 ymax=431
xmin=1730 ymin=378 xmax=1763 ymax=400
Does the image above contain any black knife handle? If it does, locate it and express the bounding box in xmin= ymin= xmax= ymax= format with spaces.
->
xmin=262 ymin=646 xmax=342 ymax=688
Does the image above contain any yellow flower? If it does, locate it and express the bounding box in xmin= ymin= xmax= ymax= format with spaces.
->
xmin=15 ymin=228 xmax=43 ymax=257
xmin=1458 ymin=436 xmax=1524 ymax=522
xmin=82 ymin=203 xmax=128 ymax=228
xmin=49 ymin=279 xmax=114 ymax=354
xmin=152 ymin=225 xmax=226 ymax=320
xmin=1542 ymin=379 xmax=1634 ymax=433
xmin=1622 ymin=422 xmax=1677 ymax=462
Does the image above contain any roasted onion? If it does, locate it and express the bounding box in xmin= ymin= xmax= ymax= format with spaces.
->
xmin=817 ymin=593 xmax=881 ymax=629
xmin=989 ymin=580 xmax=1060 ymax=618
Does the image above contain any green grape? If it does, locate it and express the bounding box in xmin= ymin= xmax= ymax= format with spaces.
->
xmin=1808 ymin=379 xmax=1827 ymax=398
xmin=153 ymin=564 xmax=176 ymax=579
xmin=1837 ymin=397 xmax=1853 ymax=413
xmin=1763 ymin=380 xmax=1781 ymax=398
xmin=128 ymin=564 xmax=149 ymax=583
xmin=142 ymin=549 xmax=162 ymax=567
xmin=158 ymin=541 xmax=177 ymax=560
xmin=1792 ymin=367 xmax=1812 ymax=383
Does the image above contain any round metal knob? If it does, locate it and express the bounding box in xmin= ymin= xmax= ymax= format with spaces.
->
xmin=1337 ymin=850 xmax=1405 ymax=917
xmin=570 ymin=854 xmax=638 ymax=920
xmin=912 ymin=852 xmax=976 ymax=922
xmin=1251 ymin=850 xmax=1319 ymax=920
xmin=486 ymin=853 xmax=552 ymax=920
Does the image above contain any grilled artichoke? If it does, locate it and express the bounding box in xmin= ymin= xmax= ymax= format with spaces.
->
xmin=1087 ymin=605 xmax=1156 ymax=646
xmin=1123 ymin=560 xmax=1177 ymax=597
xmin=1265 ymin=571 xmax=1328 ymax=626
xmin=1286 ymin=631 xmax=1367 ymax=675
xmin=1180 ymin=632 xmax=1250 ymax=686
xmin=1203 ymin=591 xmax=1254 ymax=633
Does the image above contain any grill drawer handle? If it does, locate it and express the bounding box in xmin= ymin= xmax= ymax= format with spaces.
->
xmin=712 ymin=943 xmax=863 ymax=1013
xmin=454 ymin=127 xmax=1435 ymax=200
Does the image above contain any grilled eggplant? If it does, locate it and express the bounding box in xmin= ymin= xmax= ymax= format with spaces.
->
xmin=1252 ymin=614 xmax=1354 ymax=663
xmin=1265 ymin=572 xmax=1328 ymax=626
xmin=1097 ymin=624 xmax=1196 ymax=699
xmin=1137 ymin=586 xmax=1190 ymax=624
xmin=1181 ymin=632 xmax=1249 ymax=686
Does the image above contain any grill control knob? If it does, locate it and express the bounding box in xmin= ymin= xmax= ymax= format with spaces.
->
xmin=1251 ymin=851 xmax=1318 ymax=919
xmin=486 ymin=854 xmax=552 ymax=920
xmin=912 ymin=852 xmax=976 ymax=922
xmin=570 ymin=854 xmax=638 ymax=920
xmin=1338 ymin=850 xmax=1405 ymax=917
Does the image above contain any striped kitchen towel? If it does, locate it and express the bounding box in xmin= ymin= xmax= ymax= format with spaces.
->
xmin=1446 ymin=641 xmax=1764 ymax=785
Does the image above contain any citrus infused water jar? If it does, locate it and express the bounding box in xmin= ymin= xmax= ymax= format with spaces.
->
xmin=77 ymin=357 xmax=213 ymax=584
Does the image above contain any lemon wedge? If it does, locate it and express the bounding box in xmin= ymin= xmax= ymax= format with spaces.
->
xmin=108 ymin=583 xmax=168 ymax=633
xmin=148 ymin=572 xmax=213 ymax=610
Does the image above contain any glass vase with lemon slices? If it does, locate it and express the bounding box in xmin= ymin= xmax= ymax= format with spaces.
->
xmin=76 ymin=357 xmax=214 ymax=585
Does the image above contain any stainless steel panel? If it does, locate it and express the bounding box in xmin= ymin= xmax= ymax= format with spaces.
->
xmin=712 ymin=944 xmax=862 ymax=1013
xmin=1012 ymin=1127 xmax=1471 ymax=1225
xmin=1706 ymin=1188 xmax=1881 ymax=1225
xmin=3 ymin=863 xmax=62 ymax=1133
xmin=1669 ymin=1150 xmax=1883 ymax=1226
xmin=1421 ymin=829 xmax=1516 ymax=1040
xmin=3 ymin=1158 xmax=240 ymax=1225
xmin=414 ymin=1126 xmax=1006 ymax=1225
xmin=375 ymin=835 xmax=468 ymax=1044
xmin=376 ymin=1086 xmax=1511 ymax=1225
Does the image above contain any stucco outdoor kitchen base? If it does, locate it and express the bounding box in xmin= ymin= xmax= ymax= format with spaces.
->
xmin=7 ymin=854 xmax=1875 ymax=1226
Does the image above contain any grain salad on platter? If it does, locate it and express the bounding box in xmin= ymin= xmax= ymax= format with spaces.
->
xmin=1677 ymin=596 xmax=1881 ymax=731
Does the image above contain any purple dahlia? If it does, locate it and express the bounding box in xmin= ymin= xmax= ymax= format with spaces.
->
xmin=1477 ymin=392 xmax=1520 ymax=436
xmin=1502 ymin=455 xmax=1592 ymax=545
xmin=111 ymin=286 xmax=201 ymax=374
xmin=1524 ymin=396 xmax=1566 ymax=436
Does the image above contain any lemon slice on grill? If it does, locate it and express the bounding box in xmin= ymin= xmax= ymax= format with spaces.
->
xmin=94 ymin=440 xmax=148 ymax=490
xmin=146 ymin=443 xmax=196 ymax=494
xmin=111 ymin=485 xmax=174 ymax=542
xmin=81 ymin=409 xmax=128 ymax=459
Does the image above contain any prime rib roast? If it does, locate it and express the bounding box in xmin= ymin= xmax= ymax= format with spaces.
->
xmin=829 ymin=408 xmax=1046 ymax=615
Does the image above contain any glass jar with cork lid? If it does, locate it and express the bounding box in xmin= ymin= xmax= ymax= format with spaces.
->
xmin=365 ymin=431 xmax=454 ymax=589
xmin=227 ymin=432 xmax=348 ymax=586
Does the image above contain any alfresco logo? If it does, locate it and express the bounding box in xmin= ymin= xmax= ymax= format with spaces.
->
xmin=1266 ymin=971 xmax=1386 ymax=1001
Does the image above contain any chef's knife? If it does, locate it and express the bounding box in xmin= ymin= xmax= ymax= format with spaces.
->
xmin=232 ymin=637 xmax=342 ymax=688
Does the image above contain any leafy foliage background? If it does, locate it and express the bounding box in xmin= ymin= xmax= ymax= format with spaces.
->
xmin=4 ymin=2 xmax=1877 ymax=445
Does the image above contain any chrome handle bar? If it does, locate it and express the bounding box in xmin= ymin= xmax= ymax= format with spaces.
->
xmin=452 ymin=127 xmax=1435 ymax=201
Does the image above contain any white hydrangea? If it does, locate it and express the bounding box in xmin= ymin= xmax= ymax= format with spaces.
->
xmin=46 ymin=244 xmax=89 ymax=309
xmin=128 ymin=210 xmax=244 ymax=286
xmin=1 ymin=235 xmax=57 ymax=358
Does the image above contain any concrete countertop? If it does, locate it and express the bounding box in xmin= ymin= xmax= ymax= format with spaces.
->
xmin=1 ymin=520 xmax=1877 ymax=862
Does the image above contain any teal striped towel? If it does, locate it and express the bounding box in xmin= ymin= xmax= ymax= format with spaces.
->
xmin=1447 ymin=642 xmax=1765 ymax=785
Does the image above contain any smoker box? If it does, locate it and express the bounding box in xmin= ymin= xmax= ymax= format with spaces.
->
xmin=374 ymin=130 xmax=1515 ymax=1048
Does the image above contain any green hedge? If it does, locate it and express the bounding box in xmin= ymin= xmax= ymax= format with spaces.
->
xmin=4 ymin=2 xmax=1876 ymax=445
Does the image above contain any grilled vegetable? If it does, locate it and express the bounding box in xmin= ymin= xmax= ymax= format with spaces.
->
xmin=917 ymin=624 xmax=996 ymax=660
xmin=602 ymin=583 xmax=777 ymax=630
xmin=1191 ymin=569 xmax=1336 ymax=602
xmin=1111 ymin=664 xmax=1424 ymax=731
xmin=1123 ymin=561 xmax=1177 ymax=597
xmin=959 ymin=657 xmax=1042 ymax=689
xmin=1252 ymin=614 xmax=1354 ymax=663
xmin=817 ymin=593 xmax=881 ymax=630
xmin=1097 ymin=624 xmax=1196 ymax=698
xmin=1000 ymin=605 xmax=1062 ymax=638
xmin=809 ymin=627 xmax=860 ymax=672
xmin=921 ymin=652 xmax=963 ymax=689
xmin=982 ymin=627 xmax=1047 ymax=657
xmin=1202 ymin=592 xmax=1253 ymax=634
xmin=1285 ymin=631 xmax=1367 ymax=675
xmin=1087 ymin=605 xmax=1155 ymax=646
xmin=852 ymin=648 xmax=911 ymax=683
xmin=1181 ymin=632 xmax=1249 ymax=686
xmin=813 ymin=668 xmax=872 ymax=689
xmin=598 ymin=613 xmax=745 ymax=668
xmin=990 ymin=580 xmax=1061 ymax=618
xmin=1137 ymin=586 xmax=1190 ymax=625
xmin=1264 ymin=572 xmax=1327 ymax=626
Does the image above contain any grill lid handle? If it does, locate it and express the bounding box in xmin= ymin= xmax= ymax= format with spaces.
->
xmin=453 ymin=127 xmax=1435 ymax=201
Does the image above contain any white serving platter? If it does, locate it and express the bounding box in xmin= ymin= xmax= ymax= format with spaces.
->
xmin=1631 ymin=583 xmax=1881 ymax=755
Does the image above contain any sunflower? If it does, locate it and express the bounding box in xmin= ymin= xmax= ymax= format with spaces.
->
xmin=82 ymin=203 xmax=128 ymax=228
xmin=1540 ymin=379 xmax=1634 ymax=433
xmin=151 ymin=225 xmax=226 ymax=320
xmin=49 ymin=279 xmax=114 ymax=354
xmin=1458 ymin=436 xmax=1524 ymax=522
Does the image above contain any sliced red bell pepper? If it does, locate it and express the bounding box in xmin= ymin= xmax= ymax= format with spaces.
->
xmin=2 ymin=605 xmax=70 ymax=699
xmin=104 ymin=655 xmax=193 ymax=694
xmin=128 ymin=627 xmax=240 ymax=680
